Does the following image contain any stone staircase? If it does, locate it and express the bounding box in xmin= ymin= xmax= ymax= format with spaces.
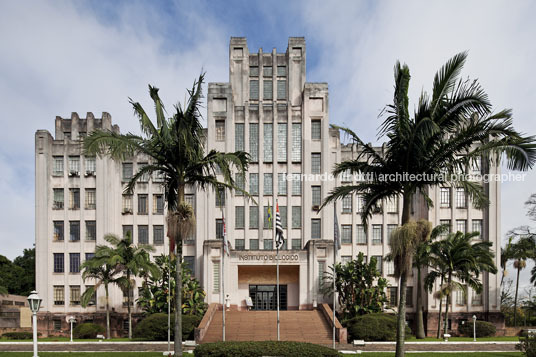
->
xmin=201 ymin=310 xmax=334 ymax=345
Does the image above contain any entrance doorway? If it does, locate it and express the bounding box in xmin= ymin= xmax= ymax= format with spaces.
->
xmin=249 ymin=285 xmax=287 ymax=310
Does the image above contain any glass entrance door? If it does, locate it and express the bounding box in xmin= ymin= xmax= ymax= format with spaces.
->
xmin=249 ymin=285 xmax=287 ymax=310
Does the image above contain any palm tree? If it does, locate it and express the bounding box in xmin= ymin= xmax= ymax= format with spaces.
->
xmin=322 ymin=52 xmax=535 ymax=356
xmin=501 ymin=236 xmax=514 ymax=288
xmin=511 ymin=236 xmax=536 ymax=326
xmin=84 ymin=75 xmax=250 ymax=355
xmin=100 ymin=233 xmax=158 ymax=339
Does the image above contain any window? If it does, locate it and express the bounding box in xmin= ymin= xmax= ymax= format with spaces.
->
xmin=53 ymin=221 xmax=64 ymax=241
xmin=386 ymin=197 xmax=398 ymax=213
xmin=69 ymin=188 xmax=80 ymax=209
xmin=249 ymin=173 xmax=259 ymax=195
xmin=235 ymin=206 xmax=245 ymax=229
xmin=277 ymin=80 xmax=287 ymax=100
xmin=387 ymin=224 xmax=397 ymax=244
xmin=264 ymin=173 xmax=273 ymax=195
xmin=277 ymin=123 xmax=287 ymax=162
xmin=264 ymin=123 xmax=273 ymax=162
xmin=292 ymin=173 xmax=302 ymax=195
xmin=472 ymin=219 xmax=483 ymax=238
xmin=311 ymin=120 xmax=321 ymax=140
xmin=387 ymin=261 xmax=395 ymax=275
xmin=68 ymin=156 xmax=80 ymax=174
xmin=250 ymin=239 xmax=259 ymax=250
xmin=235 ymin=239 xmax=245 ymax=251
xmin=250 ymin=80 xmax=259 ymax=100
xmin=235 ymin=123 xmax=245 ymax=151
xmin=318 ymin=261 xmax=325 ymax=292
xmin=54 ymin=285 xmax=64 ymax=305
xmin=85 ymin=285 xmax=96 ymax=306
xmin=138 ymin=225 xmax=148 ymax=244
xmin=277 ymin=66 xmax=287 ymax=76
xmin=263 ymin=80 xmax=273 ymax=100
xmin=264 ymin=239 xmax=273 ymax=250
xmin=456 ymin=187 xmax=466 ymax=208
xmin=341 ymin=256 xmax=352 ymax=264
xmin=86 ymin=221 xmax=96 ymax=241
xmin=456 ymin=287 xmax=467 ymax=305
xmin=311 ymin=219 xmax=321 ymax=239
xmin=280 ymin=206 xmax=287 ymax=229
xmin=342 ymin=195 xmax=352 ymax=213
xmin=249 ymin=206 xmax=259 ymax=229
xmin=153 ymin=194 xmax=164 ymax=214
xmin=291 ymin=123 xmax=302 ymax=163
xmin=341 ymin=169 xmax=352 ymax=183
xmin=250 ymin=66 xmax=259 ymax=76
xmin=122 ymin=225 xmax=133 ymax=239
xmin=85 ymin=188 xmax=96 ymax=209
xmin=184 ymin=256 xmax=195 ymax=275
xmin=69 ymin=253 xmax=80 ymax=273
xmin=439 ymin=219 xmax=451 ymax=238
xmin=356 ymin=194 xmax=365 ymax=213
xmin=216 ymin=219 xmax=224 ymax=239
xmin=69 ymin=221 xmax=80 ymax=241
xmin=311 ymin=153 xmax=321 ymax=174
xmin=53 ymin=156 xmax=64 ymax=176
xmin=406 ymin=286 xmax=414 ymax=307
xmin=292 ymin=206 xmax=301 ymax=229
xmin=154 ymin=225 xmax=164 ymax=245
xmin=85 ymin=253 xmax=95 ymax=261
xmin=85 ymin=157 xmax=96 ymax=174
xmin=278 ymin=173 xmax=287 ymax=195
xmin=356 ymin=225 xmax=367 ymax=244
xmin=456 ymin=220 xmax=467 ymax=234
xmin=341 ymin=225 xmax=352 ymax=244
xmin=472 ymin=157 xmax=482 ymax=175
xmin=440 ymin=187 xmax=451 ymax=208
xmin=215 ymin=120 xmax=225 ymax=141
xmin=263 ymin=206 xmax=271 ymax=229
xmin=235 ymin=174 xmax=245 ymax=196
xmin=472 ymin=290 xmax=482 ymax=305
xmin=215 ymin=188 xmax=225 ymax=207
xmin=53 ymin=320 xmax=62 ymax=330
xmin=138 ymin=194 xmax=148 ymax=214
xmin=373 ymin=256 xmax=383 ymax=274
xmin=249 ymin=123 xmax=259 ymax=162
xmin=137 ymin=162 xmax=149 ymax=182
xmin=53 ymin=188 xmax=64 ymax=209
xmin=122 ymin=163 xmax=133 ymax=181
xmin=53 ymin=253 xmax=64 ymax=273
xmin=372 ymin=225 xmax=382 ymax=245
xmin=388 ymin=287 xmax=398 ymax=307
xmin=263 ymin=66 xmax=273 ymax=77
xmin=153 ymin=170 xmax=165 ymax=182
xmin=312 ymin=186 xmax=321 ymax=207
xmin=292 ymin=239 xmax=301 ymax=250
xmin=122 ymin=194 xmax=133 ymax=213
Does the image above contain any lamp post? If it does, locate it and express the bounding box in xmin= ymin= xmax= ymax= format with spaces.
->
xmin=68 ymin=316 xmax=76 ymax=342
xmin=27 ymin=291 xmax=42 ymax=357
xmin=472 ymin=315 xmax=477 ymax=342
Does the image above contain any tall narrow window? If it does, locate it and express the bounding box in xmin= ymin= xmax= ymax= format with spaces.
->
xmin=53 ymin=286 xmax=65 ymax=305
xmin=68 ymin=156 xmax=80 ymax=175
xmin=53 ymin=188 xmax=64 ymax=209
xmin=138 ymin=162 xmax=149 ymax=182
xmin=372 ymin=225 xmax=382 ymax=245
xmin=235 ymin=123 xmax=245 ymax=151
xmin=311 ymin=219 xmax=321 ymax=239
xmin=456 ymin=187 xmax=466 ymax=208
xmin=440 ymin=187 xmax=451 ymax=207
xmin=278 ymin=173 xmax=287 ymax=195
xmin=356 ymin=194 xmax=365 ymax=213
xmin=311 ymin=153 xmax=321 ymax=174
xmin=472 ymin=157 xmax=482 ymax=175
xmin=277 ymin=80 xmax=287 ymax=100
xmin=373 ymin=256 xmax=383 ymax=274
xmin=153 ymin=194 xmax=164 ymax=214
xmin=53 ymin=254 xmax=64 ymax=273
xmin=154 ymin=225 xmax=164 ymax=245
xmin=456 ymin=219 xmax=467 ymax=234
xmin=122 ymin=194 xmax=133 ymax=214
xmin=122 ymin=225 xmax=133 ymax=239
xmin=122 ymin=163 xmax=133 ymax=181
xmin=138 ymin=194 xmax=148 ymax=214
xmin=85 ymin=157 xmax=96 ymax=175
xmin=472 ymin=219 xmax=483 ymax=238
xmin=215 ymin=120 xmax=225 ymax=141
xmin=292 ymin=206 xmax=301 ymax=229
xmin=386 ymin=197 xmax=398 ymax=213
xmin=263 ymin=123 xmax=273 ymax=162
xmin=69 ymin=188 xmax=80 ymax=209
xmin=277 ymin=123 xmax=287 ymax=162
xmin=263 ymin=80 xmax=273 ymax=100
xmin=263 ymin=206 xmax=271 ymax=229
xmin=342 ymin=195 xmax=352 ymax=213
xmin=138 ymin=225 xmax=148 ymax=244
xmin=235 ymin=206 xmax=245 ymax=229
xmin=263 ymin=173 xmax=273 ymax=195
xmin=69 ymin=221 xmax=80 ymax=241
xmin=69 ymin=253 xmax=80 ymax=273
xmin=86 ymin=221 xmax=96 ymax=241
xmin=85 ymin=188 xmax=96 ymax=210
xmin=341 ymin=225 xmax=352 ymax=244
xmin=53 ymin=221 xmax=64 ymax=241
xmin=406 ymin=286 xmax=414 ymax=307
xmin=312 ymin=186 xmax=321 ymax=207
xmin=235 ymin=174 xmax=245 ymax=196
xmin=215 ymin=219 xmax=224 ymax=239
xmin=53 ymin=156 xmax=64 ymax=176
xmin=439 ymin=219 xmax=451 ymax=238
xmin=249 ymin=173 xmax=259 ymax=195
xmin=249 ymin=123 xmax=259 ymax=162
xmin=356 ymin=225 xmax=366 ymax=244
xmin=250 ymin=80 xmax=259 ymax=100
xmin=249 ymin=206 xmax=259 ymax=229
xmin=292 ymin=173 xmax=302 ymax=195
xmin=341 ymin=169 xmax=352 ymax=182
xmin=311 ymin=120 xmax=321 ymax=140
xmin=291 ymin=123 xmax=302 ymax=163
xmin=318 ymin=262 xmax=325 ymax=292
xmin=280 ymin=206 xmax=287 ymax=229
xmin=215 ymin=188 xmax=225 ymax=207
xmin=387 ymin=224 xmax=397 ymax=244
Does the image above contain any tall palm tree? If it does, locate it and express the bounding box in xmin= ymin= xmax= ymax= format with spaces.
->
xmin=84 ymin=74 xmax=250 ymax=355
xmin=322 ymin=52 xmax=535 ymax=356
xmin=501 ymin=236 xmax=515 ymax=288
xmin=511 ymin=236 xmax=536 ymax=326
xmin=99 ymin=233 xmax=158 ymax=339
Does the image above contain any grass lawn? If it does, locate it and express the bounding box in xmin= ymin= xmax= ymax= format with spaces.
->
xmin=0 ymin=353 xmax=524 ymax=357
xmin=0 ymin=337 xmax=131 ymax=342
xmin=406 ymin=336 xmax=521 ymax=342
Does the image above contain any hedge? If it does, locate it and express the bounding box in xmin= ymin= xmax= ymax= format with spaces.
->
xmin=458 ymin=320 xmax=496 ymax=337
xmin=73 ymin=322 xmax=105 ymax=339
xmin=193 ymin=341 xmax=340 ymax=357
xmin=346 ymin=313 xmax=411 ymax=342
xmin=2 ymin=331 xmax=41 ymax=340
xmin=133 ymin=313 xmax=201 ymax=341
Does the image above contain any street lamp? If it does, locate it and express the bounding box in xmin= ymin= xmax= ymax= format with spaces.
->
xmin=67 ymin=316 xmax=77 ymax=342
xmin=27 ymin=291 xmax=42 ymax=357
xmin=472 ymin=315 xmax=477 ymax=342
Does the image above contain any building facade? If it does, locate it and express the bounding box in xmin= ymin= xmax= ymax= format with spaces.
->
xmin=35 ymin=37 xmax=502 ymax=337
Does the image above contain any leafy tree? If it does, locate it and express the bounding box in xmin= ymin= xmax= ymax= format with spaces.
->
xmin=84 ymin=75 xmax=250 ymax=355
xmin=0 ymin=248 xmax=35 ymax=296
xmin=322 ymin=52 xmax=535 ymax=356
xmin=322 ymin=252 xmax=388 ymax=321
xmin=510 ymin=236 xmax=536 ymax=326
xmin=0 ymin=285 xmax=7 ymax=296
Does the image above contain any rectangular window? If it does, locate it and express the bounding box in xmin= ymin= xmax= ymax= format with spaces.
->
xmin=312 ymin=186 xmax=321 ymax=207
xmin=122 ymin=194 xmax=133 ymax=213
xmin=69 ymin=188 xmax=80 ymax=209
xmin=263 ymin=206 xmax=271 ymax=229
xmin=68 ymin=156 xmax=80 ymax=174
xmin=249 ymin=206 xmax=259 ymax=229
xmin=138 ymin=225 xmax=148 ymax=244
xmin=85 ymin=253 xmax=95 ymax=261
xmin=250 ymin=80 xmax=259 ymax=100
xmin=291 ymin=123 xmax=302 ymax=163
xmin=292 ymin=206 xmax=301 ymax=229
xmin=311 ymin=153 xmax=321 ymax=174
xmin=153 ymin=194 xmax=164 ymax=214
xmin=386 ymin=197 xmax=398 ymax=213
xmin=388 ymin=287 xmax=397 ymax=307
xmin=472 ymin=219 xmax=483 ymax=238
xmin=263 ymin=80 xmax=273 ymax=100
xmin=53 ymin=221 xmax=64 ymax=241
xmin=184 ymin=256 xmax=195 ymax=275
xmin=318 ymin=261 xmax=326 ymax=293
xmin=153 ymin=170 xmax=165 ymax=182
xmin=85 ymin=157 xmax=96 ymax=174
xmin=278 ymin=173 xmax=287 ymax=195
xmin=263 ymin=173 xmax=273 ymax=195
xmin=387 ymin=261 xmax=395 ymax=275
xmin=250 ymin=66 xmax=259 ymax=76
xmin=249 ymin=123 xmax=259 ymax=162
xmin=263 ymin=123 xmax=273 ymax=162
xmin=373 ymin=256 xmax=383 ymax=274
xmin=342 ymin=195 xmax=352 ymax=213
xmin=136 ymin=162 xmax=149 ymax=182
xmin=69 ymin=221 xmax=80 ymax=241
xmin=277 ymin=80 xmax=287 ymax=100
xmin=277 ymin=66 xmax=287 ymax=76
xmin=341 ymin=225 xmax=352 ymax=244
xmin=215 ymin=188 xmax=225 ymax=207
xmin=85 ymin=188 xmax=96 ymax=210
xmin=456 ymin=287 xmax=467 ymax=305
xmin=456 ymin=219 xmax=467 ymax=234
xmin=69 ymin=253 xmax=80 ymax=273
xmin=277 ymin=123 xmax=287 ymax=162
xmin=53 ymin=253 xmax=64 ymax=273
xmin=341 ymin=169 xmax=352 ymax=183
xmin=356 ymin=225 xmax=367 ymax=244
xmin=472 ymin=290 xmax=482 ymax=305
xmin=86 ymin=221 xmax=96 ymax=241
xmin=53 ymin=156 xmax=64 ymax=176
xmin=387 ymin=224 xmax=397 ymax=244
xmin=235 ymin=239 xmax=245 ymax=251
xmin=311 ymin=120 xmax=321 ymax=140
xmin=122 ymin=163 xmax=133 ymax=180
xmin=456 ymin=187 xmax=466 ymax=208
xmin=235 ymin=206 xmax=245 ymax=229
xmin=292 ymin=173 xmax=302 ymax=195
xmin=235 ymin=123 xmax=245 ymax=151
xmin=138 ymin=194 xmax=148 ymax=214
xmin=216 ymin=219 xmax=224 ymax=239
xmin=406 ymin=286 xmax=414 ymax=307
xmin=263 ymin=66 xmax=273 ymax=77
xmin=235 ymin=174 xmax=245 ymax=196
xmin=53 ymin=285 xmax=64 ymax=305
xmin=440 ymin=187 xmax=451 ymax=208
xmin=215 ymin=120 xmax=225 ymax=141
xmin=153 ymin=225 xmax=164 ymax=245
xmin=122 ymin=225 xmax=133 ymax=239
xmin=53 ymin=188 xmax=64 ymax=209
xmin=372 ymin=225 xmax=382 ymax=245
xmin=356 ymin=194 xmax=365 ymax=213
xmin=264 ymin=239 xmax=273 ymax=250
xmin=440 ymin=219 xmax=451 ymax=238
xmin=472 ymin=157 xmax=482 ymax=175
xmin=311 ymin=219 xmax=321 ymax=239
xmin=280 ymin=206 xmax=287 ymax=229
xmin=250 ymin=239 xmax=259 ymax=250
xmin=292 ymin=239 xmax=301 ymax=250
xmin=249 ymin=173 xmax=259 ymax=195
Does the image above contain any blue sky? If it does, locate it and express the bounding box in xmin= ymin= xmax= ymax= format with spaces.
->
xmin=1 ymin=0 xmax=536 ymax=292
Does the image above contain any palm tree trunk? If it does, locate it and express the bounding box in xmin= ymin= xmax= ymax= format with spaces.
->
xmin=436 ymin=275 xmax=443 ymax=339
xmin=174 ymin=184 xmax=185 ymax=356
xmin=416 ymin=267 xmax=425 ymax=338
xmin=443 ymin=273 xmax=452 ymax=337
xmin=396 ymin=272 xmax=408 ymax=357
xmin=127 ymin=271 xmax=132 ymax=339
xmin=105 ymin=284 xmax=110 ymax=339
xmin=514 ymin=264 xmax=521 ymax=327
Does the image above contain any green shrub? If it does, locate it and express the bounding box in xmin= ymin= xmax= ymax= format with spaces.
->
xmin=72 ymin=322 xmax=105 ymax=339
xmin=346 ymin=313 xmax=411 ymax=341
xmin=133 ymin=313 xmax=202 ymax=341
xmin=2 ymin=331 xmax=41 ymax=340
xmin=457 ymin=320 xmax=496 ymax=337
xmin=517 ymin=335 xmax=536 ymax=357
xmin=193 ymin=341 xmax=340 ymax=357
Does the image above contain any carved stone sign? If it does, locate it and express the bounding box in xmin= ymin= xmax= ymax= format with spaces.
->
xmin=237 ymin=253 xmax=300 ymax=262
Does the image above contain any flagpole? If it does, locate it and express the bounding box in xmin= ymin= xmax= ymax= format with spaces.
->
xmin=276 ymin=199 xmax=280 ymax=342
xmin=333 ymin=203 xmax=337 ymax=349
